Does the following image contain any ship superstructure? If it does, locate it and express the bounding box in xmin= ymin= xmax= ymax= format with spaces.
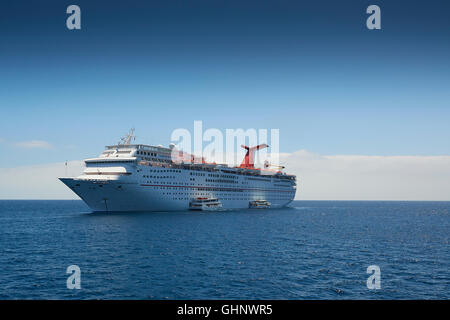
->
xmin=59 ymin=130 xmax=297 ymax=212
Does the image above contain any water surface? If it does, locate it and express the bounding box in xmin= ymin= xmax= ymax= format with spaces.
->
xmin=0 ymin=200 xmax=448 ymax=299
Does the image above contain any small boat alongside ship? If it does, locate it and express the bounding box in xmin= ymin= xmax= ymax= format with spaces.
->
xmin=189 ymin=197 xmax=223 ymax=211
xmin=249 ymin=200 xmax=271 ymax=209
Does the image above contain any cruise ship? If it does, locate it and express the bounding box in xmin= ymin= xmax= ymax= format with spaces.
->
xmin=59 ymin=130 xmax=297 ymax=212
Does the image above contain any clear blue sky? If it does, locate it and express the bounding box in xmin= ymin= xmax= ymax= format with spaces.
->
xmin=1 ymin=0 xmax=449 ymax=168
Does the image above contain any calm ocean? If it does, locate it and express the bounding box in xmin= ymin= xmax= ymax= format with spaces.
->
xmin=0 ymin=200 xmax=448 ymax=299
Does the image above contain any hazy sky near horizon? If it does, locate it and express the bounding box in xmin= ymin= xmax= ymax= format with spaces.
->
xmin=2 ymin=152 xmax=450 ymax=200
xmin=1 ymin=1 xmax=450 ymax=199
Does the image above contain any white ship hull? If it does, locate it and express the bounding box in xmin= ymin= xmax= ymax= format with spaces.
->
xmin=60 ymin=176 xmax=295 ymax=212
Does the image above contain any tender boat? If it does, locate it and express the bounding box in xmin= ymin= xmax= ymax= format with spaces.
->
xmin=189 ymin=197 xmax=223 ymax=211
xmin=249 ymin=200 xmax=271 ymax=209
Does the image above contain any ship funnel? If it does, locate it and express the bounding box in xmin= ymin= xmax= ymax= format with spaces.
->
xmin=239 ymin=144 xmax=268 ymax=169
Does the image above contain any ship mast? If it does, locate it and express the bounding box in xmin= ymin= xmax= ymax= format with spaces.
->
xmin=118 ymin=128 xmax=136 ymax=145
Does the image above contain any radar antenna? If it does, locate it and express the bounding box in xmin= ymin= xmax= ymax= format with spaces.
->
xmin=118 ymin=128 xmax=136 ymax=145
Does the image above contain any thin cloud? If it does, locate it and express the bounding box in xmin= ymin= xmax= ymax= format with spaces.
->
xmin=0 ymin=161 xmax=84 ymax=199
xmin=15 ymin=140 xmax=53 ymax=149
xmin=281 ymin=150 xmax=450 ymax=201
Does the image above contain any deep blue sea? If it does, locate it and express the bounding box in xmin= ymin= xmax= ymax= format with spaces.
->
xmin=0 ymin=200 xmax=448 ymax=299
